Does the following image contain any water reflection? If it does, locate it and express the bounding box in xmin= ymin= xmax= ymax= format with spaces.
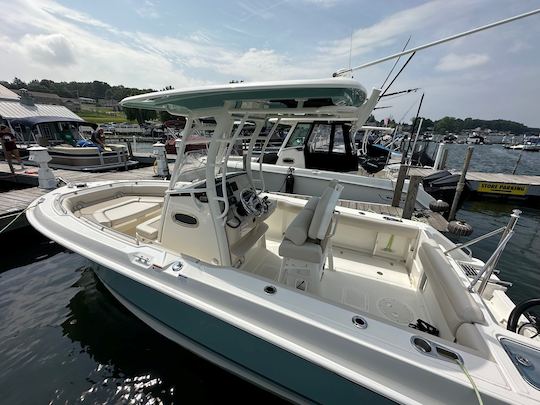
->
xmin=60 ymin=267 xmax=282 ymax=404
xmin=0 ymin=228 xmax=281 ymax=404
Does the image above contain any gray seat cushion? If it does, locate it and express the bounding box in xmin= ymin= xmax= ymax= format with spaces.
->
xmin=284 ymin=197 xmax=319 ymax=245
xmin=308 ymin=180 xmax=342 ymax=240
xmin=279 ymin=239 xmax=323 ymax=263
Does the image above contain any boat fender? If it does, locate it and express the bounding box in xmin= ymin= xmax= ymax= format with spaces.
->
xmin=447 ymin=220 xmax=473 ymax=237
xmin=429 ymin=199 xmax=450 ymax=213
xmin=285 ymin=167 xmax=295 ymax=193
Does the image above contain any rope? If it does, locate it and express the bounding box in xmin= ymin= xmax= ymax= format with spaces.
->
xmin=0 ymin=203 xmax=34 ymax=235
xmin=455 ymin=359 xmax=483 ymax=405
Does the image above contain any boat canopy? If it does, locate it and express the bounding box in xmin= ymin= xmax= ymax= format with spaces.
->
xmin=9 ymin=116 xmax=95 ymax=128
xmin=121 ymin=78 xmax=368 ymax=114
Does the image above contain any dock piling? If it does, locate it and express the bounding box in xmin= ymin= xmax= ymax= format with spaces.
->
xmin=392 ymin=164 xmax=408 ymax=207
xmin=402 ymin=175 xmax=421 ymax=219
xmin=448 ymin=146 xmax=474 ymax=221
xmin=28 ymin=146 xmax=57 ymax=189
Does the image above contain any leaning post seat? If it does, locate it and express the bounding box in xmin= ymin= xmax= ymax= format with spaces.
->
xmin=278 ymin=180 xmax=344 ymax=293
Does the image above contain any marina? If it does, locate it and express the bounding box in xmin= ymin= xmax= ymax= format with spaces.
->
xmin=1 ymin=2 xmax=540 ymax=404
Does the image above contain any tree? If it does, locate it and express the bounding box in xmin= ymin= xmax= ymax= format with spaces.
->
xmin=11 ymin=77 xmax=27 ymax=89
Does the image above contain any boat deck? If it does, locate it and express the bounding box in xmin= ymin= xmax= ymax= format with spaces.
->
xmin=249 ymin=239 xmax=427 ymax=327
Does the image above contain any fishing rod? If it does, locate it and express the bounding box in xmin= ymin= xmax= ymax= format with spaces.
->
xmin=380 ymin=88 xmax=420 ymax=98
xmin=379 ymin=51 xmax=416 ymax=98
xmin=333 ymin=8 xmax=540 ymax=76
xmin=380 ymin=36 xmax=411 ymax=89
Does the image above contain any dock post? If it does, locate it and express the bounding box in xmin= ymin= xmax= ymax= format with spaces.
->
xmin=28 ymin=146 xmax=57 ymax=189
xmin=402 ymin=175 xmax=421 ymax=219
xmin=433 ymin=142 xmax=446 ymax=170
xmin=392 ymin=164 xmax=408 ymax=207
xmin=448 ymin=146 xmax=474 ymax=221
xmin=440 ymin=148 xmax=449 ymax=169
xmin=152 ymin=142 xmax=169 ymax=178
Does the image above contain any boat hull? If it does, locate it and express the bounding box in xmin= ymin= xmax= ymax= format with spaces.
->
xmin=92 ymin=263 xmax=392 ymax=404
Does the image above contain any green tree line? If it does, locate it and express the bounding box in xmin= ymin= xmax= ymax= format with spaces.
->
xmin=431 ymin=116 xmax=534 ymax=134
xmin=369 ymin=115 xmax=535 ymax=134
xmin=2 ymin=78 xmax=536 ymax=131
xmin=1 ymin=77 xmax=155 ymax=101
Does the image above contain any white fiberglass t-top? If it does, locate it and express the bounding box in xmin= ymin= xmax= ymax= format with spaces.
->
xmin=26 ymin=78 xmax=540 ymax=404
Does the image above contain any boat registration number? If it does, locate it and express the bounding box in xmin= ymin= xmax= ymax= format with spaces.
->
xmin=477 ymin=182 xmax=528 ymax=195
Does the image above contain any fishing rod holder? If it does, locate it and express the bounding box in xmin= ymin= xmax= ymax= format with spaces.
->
xmin=461 ymin=209 xmax=522 ymax=295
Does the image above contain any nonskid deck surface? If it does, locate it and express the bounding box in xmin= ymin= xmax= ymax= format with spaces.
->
xmin=251 ymin=239 xmax=428 ymax=326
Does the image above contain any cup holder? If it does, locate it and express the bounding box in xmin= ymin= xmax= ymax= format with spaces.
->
xmin=412 ymin=337 xmax=432 ymax=353
xmin=411 ymin=336 xmax=463 ymax=363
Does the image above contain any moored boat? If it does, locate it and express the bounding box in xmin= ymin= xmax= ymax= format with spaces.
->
xmin=27 ymin=79 xmax=540 ymax=404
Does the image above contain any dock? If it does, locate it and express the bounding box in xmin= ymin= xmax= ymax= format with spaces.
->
xmin=408 ymin=167 xmax=540 ymax=198
xmin=0 ymin=162 xmax=159 ymax=231
xmin=0 ymin=162 xmax=448 ymax=233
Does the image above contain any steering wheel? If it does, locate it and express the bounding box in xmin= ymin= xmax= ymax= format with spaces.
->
xmin=239 ymin=188 xmax=266 ymax=217
xmin=507 ymin=298 xmax=540 ymax=338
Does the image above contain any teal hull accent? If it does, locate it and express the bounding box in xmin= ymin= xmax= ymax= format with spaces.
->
xmin=94 ymin=266 xmax=393 ymax=404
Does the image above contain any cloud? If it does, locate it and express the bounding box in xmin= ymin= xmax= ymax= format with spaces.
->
xmin=508 ymin=40 xmax=531 ymax=53
xmin=319 ymin=0 xmax=486 ymax=60
xmin=435 ymin=53 xmax=490 ymax=71
xmin=136 ymin=0 xmax=160 ymax=19
xmin=20 ymin=33 xmax=76 ymax=66
xmin=301 ymin=0 xmax=342 ymax=7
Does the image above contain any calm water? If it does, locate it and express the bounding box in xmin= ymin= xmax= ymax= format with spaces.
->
xmin=1 ymin=144 xmax=539 ymax=404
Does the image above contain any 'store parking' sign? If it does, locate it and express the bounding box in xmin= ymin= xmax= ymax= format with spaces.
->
xmin=477 ymin=182 xmax=528 ymax=196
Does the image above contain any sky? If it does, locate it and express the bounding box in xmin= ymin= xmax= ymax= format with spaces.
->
xmin=1 ymin=0 xmax=540 ymax=126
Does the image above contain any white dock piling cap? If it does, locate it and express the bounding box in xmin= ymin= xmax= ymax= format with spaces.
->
xmin=28 ymin=146 xmax=52 ymax=163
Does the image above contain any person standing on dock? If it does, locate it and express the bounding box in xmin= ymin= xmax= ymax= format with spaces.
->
xmin=0 ymin=124 xmax=25 ymax=170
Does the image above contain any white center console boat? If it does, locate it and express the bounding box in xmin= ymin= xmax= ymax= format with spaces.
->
xmin=27 ymin=79 xmax=540 ymax=404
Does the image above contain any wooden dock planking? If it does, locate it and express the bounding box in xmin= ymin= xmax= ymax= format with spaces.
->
xmin=0 ymin=162 xmax=160 ymax=224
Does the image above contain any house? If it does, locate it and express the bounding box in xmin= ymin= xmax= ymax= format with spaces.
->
xmin=14 ymin=89 xmax=63 ymax=105
xmin=79 ymin=97 xmax=96 ymax=105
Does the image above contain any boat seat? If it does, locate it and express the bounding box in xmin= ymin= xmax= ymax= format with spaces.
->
xmin=90 ymin=197 xmax=163 ymax=231
xmin=278 ymin=180 xmax=344 ymax=292
xmin=136 ymin=215 xmax=162 ymax=241
xmin=418 ymin=241 xmax=486 ymax=337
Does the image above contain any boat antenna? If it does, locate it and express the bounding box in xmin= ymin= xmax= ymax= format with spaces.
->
xmin=348 ymin=29 xmax=353 ymax=77
xmin=379 ymin=51 xmax=416 ymax=98
xmin=380 ymin=36 xmax=411 ymax=89
xmin=333 ymin=8 xmax=540 ymax=76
